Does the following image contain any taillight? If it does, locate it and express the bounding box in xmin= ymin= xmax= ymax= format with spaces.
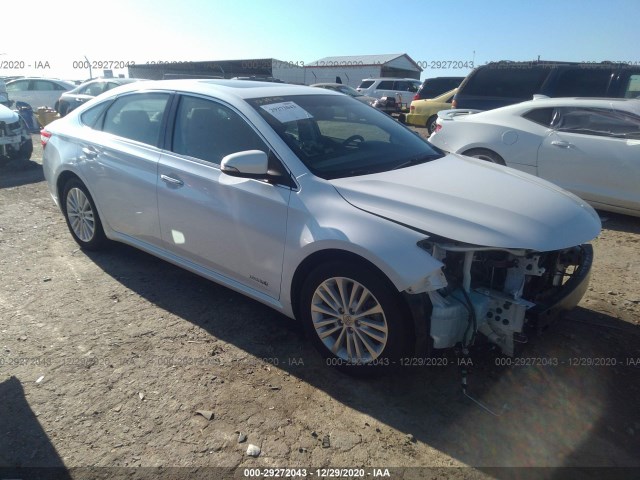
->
xmin=435 ymin=124 xmax=442 ymax=133
xmin=41 ymin=129 xmax=51 ymax=148
xmin=410 ymin=105 xmax=415 ymax=112
xmin=452 ymin=98 xmax=457 ymax=108
xmin=413 ymin=94 xmax=419 ymax=100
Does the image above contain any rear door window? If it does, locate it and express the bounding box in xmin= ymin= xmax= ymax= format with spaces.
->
xmin=358 ymin=80 xmax=374 ymax=89
xmin=101 ymin=92 xmax=170 ymax=145
xmin=464 ymin=66 xmax=550 ymax=98
xmin=624 ymin=74 xmax=640 ymax=98
xmin=394 ymin=80 xmax=419 ymax=92
xmin=522 ymin=107 xmax=555 ymax=126
xmin=377 ymin=81 xmax=394 ymax=90
xmin=553 ymin=68 xmax=613 ymax=97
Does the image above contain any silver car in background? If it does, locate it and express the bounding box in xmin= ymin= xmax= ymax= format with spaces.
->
xmin=42 ymin=80 xmax=599 ymax=374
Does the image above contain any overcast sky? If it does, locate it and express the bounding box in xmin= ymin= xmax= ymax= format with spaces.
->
xmin=1 ymin=0 xmax=637 ymax=81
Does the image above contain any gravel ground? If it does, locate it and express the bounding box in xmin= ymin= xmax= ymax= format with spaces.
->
xmin=0 ymin=133 xmax=639 ymax=479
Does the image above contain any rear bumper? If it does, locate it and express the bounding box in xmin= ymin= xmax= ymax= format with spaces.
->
xmin=527 ymin=244 xmax=594 ymax=330
xmin=405 ymin=113 xmax=427 ymax=126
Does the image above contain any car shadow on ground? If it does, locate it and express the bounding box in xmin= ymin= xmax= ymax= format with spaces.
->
xmin=80 ymin=243 xmax=640 ymax=478
xmin=0 ymin=376 xmax=72 ymax=478
xmin=596 ymin=211 xmax=640 ymax=235
xmin=0 ymin=161 xmax=44 ymax=189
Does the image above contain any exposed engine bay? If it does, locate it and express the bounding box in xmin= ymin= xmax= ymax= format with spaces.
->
xmin=417 ymin=240 xmax=593 ymax=356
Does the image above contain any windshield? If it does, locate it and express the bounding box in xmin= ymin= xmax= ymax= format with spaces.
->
xmin=247 ymin=94 xmax=444 ymax=180
xmin=335 ymin=85 xmax=362 ymax=97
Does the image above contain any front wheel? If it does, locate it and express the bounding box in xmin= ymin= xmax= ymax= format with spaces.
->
xmin=62 ymin=178 xmax=107 ymax=250
xmin=300 ymin=261 xmax=412 ymax=375
xmin=9 ymin=139 xmax=33 ymax=161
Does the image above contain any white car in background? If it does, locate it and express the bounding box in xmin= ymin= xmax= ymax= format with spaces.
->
xmin=0 ymin=103 xmax=33 ymax=162
xmin=5 ymin=77 xmax=76 ymax=110
xmin=356 ymin=78 xmax=421 ymax=110
xmin=42 ymin=80 xmax=600 ymax=373
xmin=429 ymin=97 xmax=640 ymax=217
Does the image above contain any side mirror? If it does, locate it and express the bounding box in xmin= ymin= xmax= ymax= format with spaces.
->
xmin=221 ymin=150 xmax=269 ymax=178
xmin=221 ymin=150 xmax=297 ymax=188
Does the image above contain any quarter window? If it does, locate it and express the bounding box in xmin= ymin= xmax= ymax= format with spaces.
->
xmin=624 ymin=74 xmax=640 ymax=99
xmin=85 ymin=82 xmax=107 ymax=96
xmin=172 ymin=96 xmax=268 ymax=164
xmin=6 ymin=80 xmax=28 ymax=92
xmin=522 ymin=108 xmax=555 ymax=127
xmin=102 ymin=93 xmax=170 ymax=145
xmin=553 ymin=68 xmax=613 ymax=97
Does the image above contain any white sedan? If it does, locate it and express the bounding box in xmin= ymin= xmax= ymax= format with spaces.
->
xmin=429 ymin=97 xmax=640 ymax=217
xmin=42 ymin=80 xmax=600 ymax=373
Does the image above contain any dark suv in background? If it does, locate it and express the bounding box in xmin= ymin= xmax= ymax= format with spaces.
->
xmin=413 ymin=76 xmax=464 ymax=101
xmin=453 ymin=61 xmax=640 ymax=110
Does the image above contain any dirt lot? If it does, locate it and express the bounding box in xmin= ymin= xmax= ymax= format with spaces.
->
xmin=1 ymin=133 xmax=639 ymax=479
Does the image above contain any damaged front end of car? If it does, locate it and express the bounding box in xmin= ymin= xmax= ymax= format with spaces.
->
xmin=409 ymin=238 xmax=593 ymax=356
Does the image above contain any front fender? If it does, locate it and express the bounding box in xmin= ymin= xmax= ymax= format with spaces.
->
xmin=280 ymin=180 xmax=444 ymax=315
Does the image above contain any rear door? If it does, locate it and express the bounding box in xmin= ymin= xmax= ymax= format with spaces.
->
xmin=372 ymin=80 xmax=395 ymax=100
xmin=393 ymin=80 xmax=420 ymax=107
xmin=156 ymin=94 xmax=291 ymax=299
xmin=77 ymin=91 xmax=171 ymax=246
xmin=538 ymin=105 xmax=640 ymax=211
xmin=29 ymin=80 xmax=70 ymax=109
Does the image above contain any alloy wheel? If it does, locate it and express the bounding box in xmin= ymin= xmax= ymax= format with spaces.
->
xmin=311 ymin=277 xmax=389 ymax=364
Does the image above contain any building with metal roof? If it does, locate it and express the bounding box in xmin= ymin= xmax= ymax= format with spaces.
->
xmin=127 ymin=54 xmax=422 ymax=88
xmin=305 ymin=53 xmax=422 ymax=88
xmin=128 ymin=58 xmax=305 ymax=84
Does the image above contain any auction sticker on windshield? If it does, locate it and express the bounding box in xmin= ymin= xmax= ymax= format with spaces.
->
xmin=261 ymin=101 xmax=313 ymax=123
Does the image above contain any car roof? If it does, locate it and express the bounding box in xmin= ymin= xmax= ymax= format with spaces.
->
xmin=461 ymin=97 xmax=640 ymax=121
xmin=515 ymin=97 xmax=640 ymax=112
xmin=86 ymin=78 xmax=139 ymax=83
xmin=361 ymin=77 xmax=420 ymax=81
xmin=105 ymin=79 xmax=339 ymax=100
xmin=6 ymin=77 xmax=75 ymax=84
xmin=311 ymin=83 xmax=348 ymax=87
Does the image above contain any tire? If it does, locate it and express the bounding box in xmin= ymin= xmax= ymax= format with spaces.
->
xmin=8 ymin=139 xmax=33 ymax=161
xmin=58 ymin=101 xmax=70 ymax=117
xmin=300 ymin=261 xmax=412 ymax=375
xmin=426 ymin=115 xmax=438 ymax=135
xmin=61 ymin=178 xmax=107 ymax=250
xmin=462 ymin=148 xmax=506 ymax=165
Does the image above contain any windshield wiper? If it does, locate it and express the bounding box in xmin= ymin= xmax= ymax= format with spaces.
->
xmin=391 ymin=153 xmax=441 ymax=170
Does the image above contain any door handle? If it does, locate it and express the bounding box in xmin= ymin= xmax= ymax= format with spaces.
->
xmin=81 ymin=147 xmax=98 ymax=159
xmin=161 ymin=174 xmax=184 ymax=186
xmin=551 ymin=140 xmax=572 ymax=148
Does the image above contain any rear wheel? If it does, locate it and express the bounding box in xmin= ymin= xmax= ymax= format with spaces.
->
xmin=426 ymin=115 xmax=438 ymax=134
xmin=300 ymin=261 xmax=412 ymax=375
xmin=463 ymin=148 xmax=506 ymax=165
xmin=62 ymin=178 xmax=107 ymax=250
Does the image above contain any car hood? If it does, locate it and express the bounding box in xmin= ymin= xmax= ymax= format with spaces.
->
xmin=0 ymin=104 xmax=19 ymax=123
xmin=330 ymin=154 xmax=601 ymax=251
